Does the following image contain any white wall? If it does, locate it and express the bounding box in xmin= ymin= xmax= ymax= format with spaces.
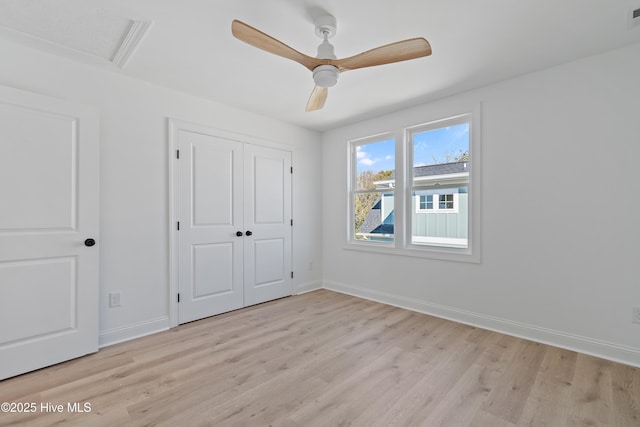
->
xmin=0 ymin=38 xmax=323 ymax=346
xmin=322 ymin=42 xmax=640 ymax=366
xmin=3 ymin=33 xmax=639 ymax=366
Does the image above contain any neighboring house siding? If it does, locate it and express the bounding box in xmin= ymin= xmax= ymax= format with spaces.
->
xmin=411 ymin=193 xmax=468 ymax=239
xmin=381 ymin=194 xmax=394 ymax=224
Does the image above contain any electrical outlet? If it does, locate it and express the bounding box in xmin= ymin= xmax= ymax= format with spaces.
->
xmin=633 ymin=306 xmax=640 ymax=324
xmin=109 ymin=292 xmax=121 ymax=308
xmin=629 ymin=7 xmax=640 ymax=30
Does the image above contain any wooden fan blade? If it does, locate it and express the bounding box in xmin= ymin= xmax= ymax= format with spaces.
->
xmin=232 ymin=20 xmax=324 ymax=72
xmin=305 ymin=86 xmax=328 ymax=112
xmin=332 ymin=38 xmax=431 ymax=72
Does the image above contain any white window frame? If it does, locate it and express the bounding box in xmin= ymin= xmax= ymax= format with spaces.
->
xmin=346 ymin=104 xmax=481 ymax=263
xmin=417 ymin=194 xmax=434 ymax=211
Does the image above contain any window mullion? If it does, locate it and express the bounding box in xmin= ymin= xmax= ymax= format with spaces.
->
xmin=394 ymin=129 xmax=407 ymax=249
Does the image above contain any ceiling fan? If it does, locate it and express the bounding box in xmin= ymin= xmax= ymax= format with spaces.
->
xmin=231 ymin=15 xmax=432 ymax=112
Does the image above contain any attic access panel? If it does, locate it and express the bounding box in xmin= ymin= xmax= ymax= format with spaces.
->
xmin=0 ymin=0 xmax=150 ymax=67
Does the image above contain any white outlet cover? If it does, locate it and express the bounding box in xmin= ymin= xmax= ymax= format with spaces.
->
xmin=109 ymin=292 xmax=121 ymax=308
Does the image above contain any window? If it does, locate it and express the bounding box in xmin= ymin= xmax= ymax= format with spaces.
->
xmin=348 ymin=108 xmax=480 ymax=262
xmin=419 ymin=195 xmax=433 ymax=210
xmin=440 ymin=194 xmax=454 ymax=209
xmin=351 ymin=136 xmax=395 ymax=243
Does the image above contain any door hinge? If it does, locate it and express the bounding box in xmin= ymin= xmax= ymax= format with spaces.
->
xmin=291 ymin=271 xmax=294 ymax=279
xmin=290 ymin=219 xmax=293 ymax=226
xmin=290 ymin=166 xmax=293 ymax=174
xmin=177 ymin=293 xmax=180 ymax=303
xmin=177 ymin=221 xmax=180 ymax=231
xmin=176 ymin=149 xmax=180 ymax=159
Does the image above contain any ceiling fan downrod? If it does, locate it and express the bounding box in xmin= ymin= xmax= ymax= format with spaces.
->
xmin=313 ymin=15 xmax=339 ymax=88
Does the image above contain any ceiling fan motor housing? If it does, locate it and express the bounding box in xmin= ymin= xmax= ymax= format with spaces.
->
xmin=313 ymin=65 xmax=339 ymax=87
xmin=314 ymin=15 xmax=337 ymax=39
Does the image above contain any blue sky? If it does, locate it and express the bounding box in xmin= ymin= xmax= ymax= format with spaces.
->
xmin=356 ymin=123 xmax=469 ymax=173
xmin=356 ymin=139 xmax=395 ymax=173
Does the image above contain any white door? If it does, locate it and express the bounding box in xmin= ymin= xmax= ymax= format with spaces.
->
xmin=175 ymin=126 xmax=292 ymax=324
xmin=243 ymin=144 xmax=292 ymax=306
xmin=0 ymin=86 xmax=99 ymax=380
xmin=177 ymin=131 xmax=244 ymax=324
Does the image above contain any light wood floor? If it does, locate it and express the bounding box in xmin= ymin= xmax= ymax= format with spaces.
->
xmin=1 ymin=290 xmax=639 ymax=426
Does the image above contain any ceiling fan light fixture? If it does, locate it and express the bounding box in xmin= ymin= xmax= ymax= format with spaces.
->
xmin=313 ymin=65 xmax=339 ymax=87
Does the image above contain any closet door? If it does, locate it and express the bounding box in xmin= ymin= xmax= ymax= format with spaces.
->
xmin=177 ymin=131 xmax=244 ymax=324
xmin=243 ymin=145 xmax=292 ymax=306
xmin=175 ymin=126 xmax=293 ymax=324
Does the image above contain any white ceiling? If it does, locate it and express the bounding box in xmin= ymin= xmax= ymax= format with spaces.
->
xmin=1 ymin=0 xmax=640 ymax=131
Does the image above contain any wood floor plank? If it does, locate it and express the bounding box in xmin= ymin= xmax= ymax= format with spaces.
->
xmin=516 ymin=346 xmax=577 ymax=426
xmin=611 ymin=362 xmax=640 ymax=426
xmin=566 ymin=355 xmax=616 ymax=426
xmin=1 ymin=289 xmax=638 ymax=426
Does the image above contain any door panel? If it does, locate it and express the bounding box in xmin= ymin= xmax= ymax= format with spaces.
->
xmin=253 ymin=238 xmax=285 ymax=286
xmin=0 ymin=86 xmax=99 ymax=380
xmin=0 ymin=104 xmax=76 ymax=231
xmin=244 ymin=145 xmax=292 ymax=306
xmin=192 ymin=243 xmax=234 ymax=298
xmin=253 ymin=156 xmax=285 ymax=224
xmin=192 ymin=142 xmax=234 ymax=226
xmin=177 ymin=131 xmax=244 ymax=323
xmin=0 ymin=257 xmax=75 ymax=344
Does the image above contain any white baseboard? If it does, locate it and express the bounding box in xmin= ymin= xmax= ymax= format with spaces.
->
xmin=323 ymin=280 xmax=640 ymax=368
xmin=295 ymin=280 xmax=323 ymax=295
xmin=97 ymin=282 xmax=323 ymax=348
xmin=99 ymin=316 xmax=170 ymax=348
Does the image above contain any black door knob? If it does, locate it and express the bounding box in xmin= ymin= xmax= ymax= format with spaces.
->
xmin=236 ymin=231 xmax=243 ymax=237
xmin=84 ymin=238 xmax=96 ymax=247
xmin=245 ymin=231 xmax=253 ymax=236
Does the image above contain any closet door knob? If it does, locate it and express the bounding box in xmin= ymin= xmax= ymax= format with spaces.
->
xmin=236 ymin=231 xmax=243 ymax=237
xmin=84 ymin=238 xmax=96 ymax=247
xmin=245 ymin=231 xmax=253 ymax=236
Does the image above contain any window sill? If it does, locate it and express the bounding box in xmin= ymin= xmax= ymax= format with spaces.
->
xmin=344 ymin=241 xmax=480 ymax=264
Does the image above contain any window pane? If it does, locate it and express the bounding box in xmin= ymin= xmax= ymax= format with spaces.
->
xmin=352 ymin=138 xmax=395 ymax=243
xmin=410 ymin=121 xmax=469 ymax=248
xmin=355 ymin=139 xmax=395 ymax=191
xmin=354 ymin=192 xmax=394 ymax=242
xmin=413 ymin=123 xmax=469 ymax=168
